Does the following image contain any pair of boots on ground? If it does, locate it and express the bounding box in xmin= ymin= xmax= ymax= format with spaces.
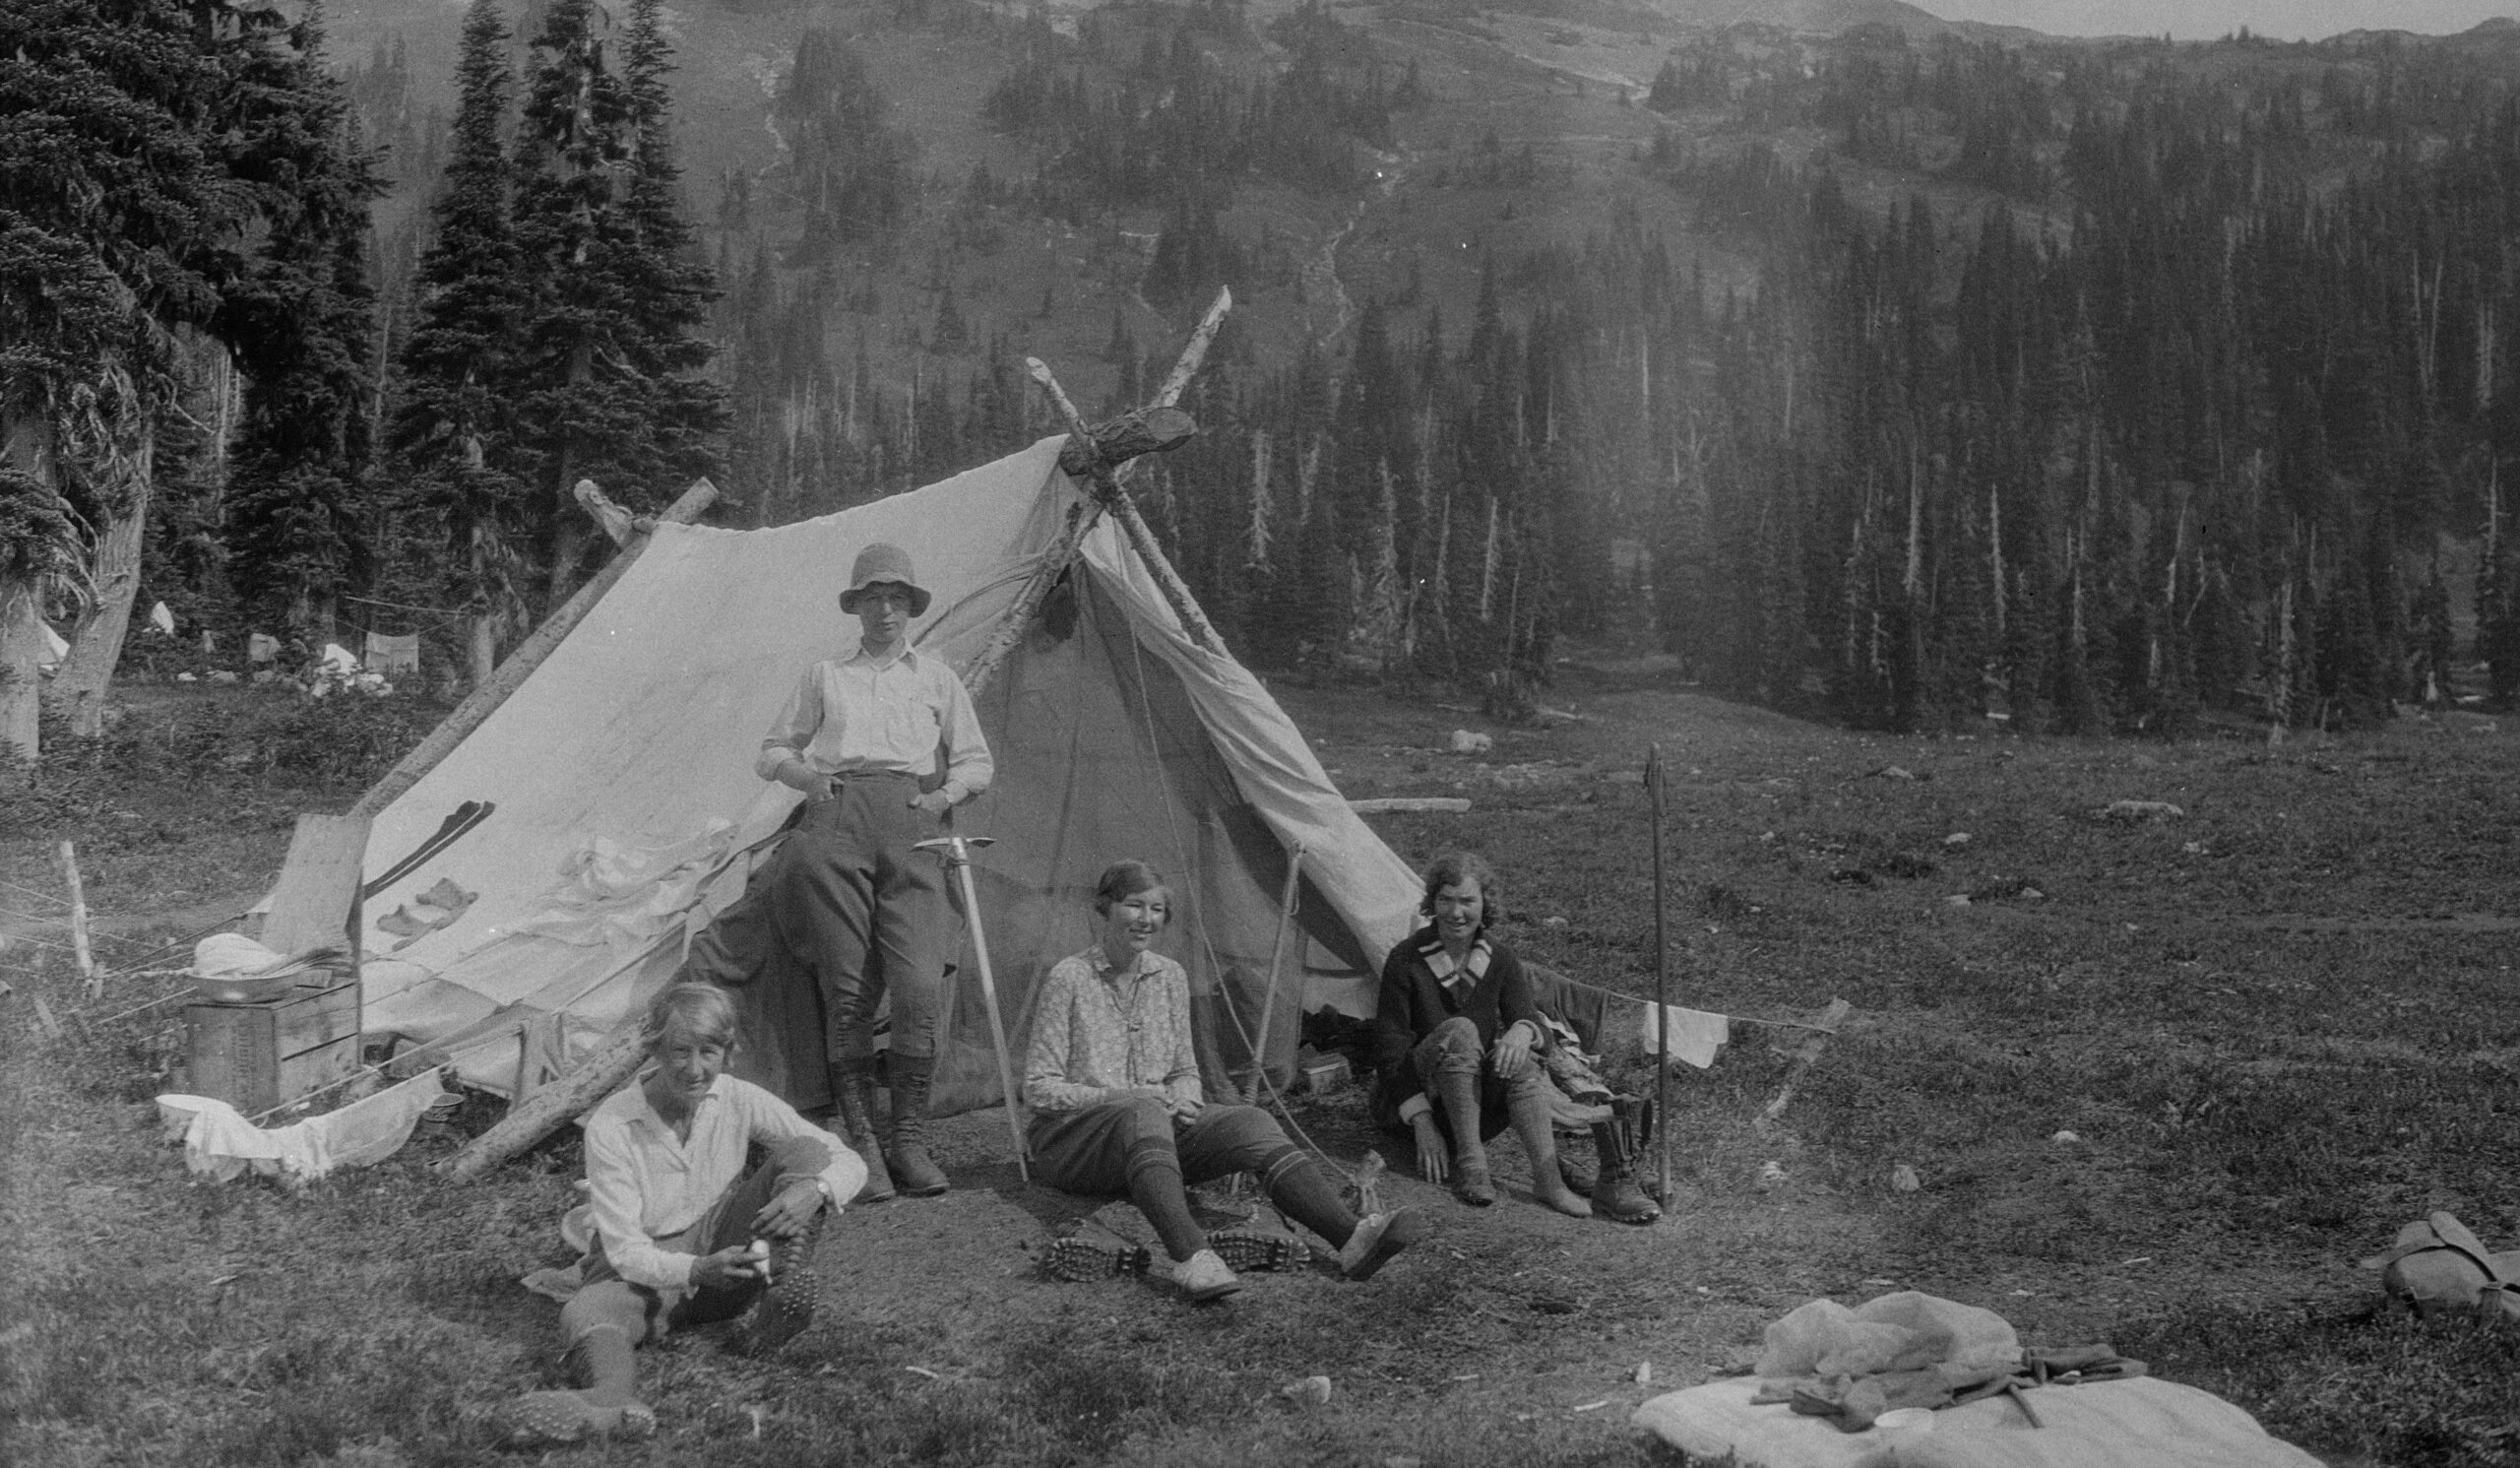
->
xmin=1049 ymin=1137 xmax=1430 ymax=1303
xmin=501 ymin=1206 xmax=827 ymax=1445
xmin=826 ymin=1052 xmax=946 ymax=1199
xmin=1427 ymin=1062 xmax=1660 ymax=1225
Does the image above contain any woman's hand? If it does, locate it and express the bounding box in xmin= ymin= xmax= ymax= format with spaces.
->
xmin=1165 ymin=1092 xmax=1204 ymax=1123
xmin=692 ymin=1244 xmax=765 ymax=1291
xmin=1410 ymin=1113 xmax=1449 ymax=1184
xmin=750 ymin=1180 xmax=824 ymax=1239
xmin=1488 ymin=1021 xmax=1538 ymax=1080
xmin=780 ymin=759 xmax=834 ymax=802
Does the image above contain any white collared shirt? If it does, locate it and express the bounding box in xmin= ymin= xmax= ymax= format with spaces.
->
xmin=580 ymin=1072 xmax=865 ymax=1291
xmin=755 ymin=643 xmax=994 ymax=800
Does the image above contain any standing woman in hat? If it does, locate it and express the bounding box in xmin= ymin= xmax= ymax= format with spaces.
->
xmin=754 ymin=543 xmax=993 ymax=1199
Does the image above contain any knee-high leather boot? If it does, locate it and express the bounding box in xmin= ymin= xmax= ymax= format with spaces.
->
xmin=1590 ymin=1095 xmax=1661 ymax=1225
xmin=1429 ymin=1066 xmax=1493 ymax=1205
xmin=827 ymin=1058 xmax=895 ymax=1202
xmin=884 ymin=1053 xmax=950 ymax=1196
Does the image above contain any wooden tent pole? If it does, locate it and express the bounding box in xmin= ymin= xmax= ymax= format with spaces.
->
xmin=1647 ymin=742 xmax=1672 ymax=1203
xmin=438 ymin=1015 xmax=648 ymax=1182
xmin=350 ymin=479 xmax=718 ymax=819
xmin=1152 ymin=287 xmax=1232 ymax=409
xmin=966 ymin=289 xmax=1235 ymax=698
xmin=962 ymin=498 xmax=1103 ymax=702
xmin=1024 ymin=358 xmax=1227 ymax=657
xmin=1244 ymin=839 xmax=1306 ymax=1098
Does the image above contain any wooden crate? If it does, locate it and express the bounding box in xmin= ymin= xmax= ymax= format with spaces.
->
xmin=183 ymin=811 xmax=373 ymax=1115
xmin=186 ymin=976 xmax=362 ymax=1116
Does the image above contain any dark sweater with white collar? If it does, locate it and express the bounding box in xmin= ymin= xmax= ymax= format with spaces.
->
xmin=1371 ymin=925 xmax=1544 ymax=1119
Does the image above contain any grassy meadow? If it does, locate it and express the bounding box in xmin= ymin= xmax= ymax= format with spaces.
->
xmin=4 ymin=662 xmax=2518 ymax=1467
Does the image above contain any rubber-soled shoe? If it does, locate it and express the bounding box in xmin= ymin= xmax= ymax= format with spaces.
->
xmin=1337 ymin=1206 xmax=1431 ymax=1281
xmin=1046 ymin=1232 xmax=1153 ymax=1282
xmin=1209 ymin=1229 xmax=1312 ymax=1273
xmin=1171 ymin=1247 xmax=1242 ymax=1303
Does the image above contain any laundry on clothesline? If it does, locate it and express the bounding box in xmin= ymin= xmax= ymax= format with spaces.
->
xmin=1626 ymin=996 xmax=1852 ymax=1070
xmin=364 ymin=631 xmax=420 ymax=675
xmin=1637 ymin=1003 xmax=1730 ymax=1069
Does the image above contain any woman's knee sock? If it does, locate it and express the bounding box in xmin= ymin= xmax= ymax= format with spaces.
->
xmin=565 ymin=1324 xmax=639 ymax=1408
xmin=1259 ymin=1146 xmax=1359 ymax=1248
xmin=1430 ymin=1067 xmax=1488 ymax=1175
xmin=1124 ymin=1137 xmax=1207 ymax=1263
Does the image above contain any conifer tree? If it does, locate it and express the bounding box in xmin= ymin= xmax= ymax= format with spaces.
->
xmin=1 ymin=0 xmax=343 ymax=739
xmin=220 ymin=6 xmax=389 ymax=641
xmin=391 ymin=0 xmax=535 ymax=681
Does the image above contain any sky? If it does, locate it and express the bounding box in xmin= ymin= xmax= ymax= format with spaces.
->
xmin=1920 ymin=0 xmax=2517 ymax=39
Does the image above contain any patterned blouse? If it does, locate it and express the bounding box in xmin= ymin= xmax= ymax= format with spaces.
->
xmin=1022 ymin=945 xmax=1204 ymax=1114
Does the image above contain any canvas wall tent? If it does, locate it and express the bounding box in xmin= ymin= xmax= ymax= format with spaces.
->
xmin=351 ymin=434 xmax=1425 ymax=1115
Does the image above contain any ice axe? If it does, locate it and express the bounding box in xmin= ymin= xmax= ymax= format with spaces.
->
xmin=914 ymin=834 xmax=1030 ymax=1181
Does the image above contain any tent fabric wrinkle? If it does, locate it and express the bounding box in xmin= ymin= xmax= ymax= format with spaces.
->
xmin=342 ymin=436 xmax=1428 ymax=1112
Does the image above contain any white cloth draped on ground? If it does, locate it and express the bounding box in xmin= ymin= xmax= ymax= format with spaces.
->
xmin=156 ymin=1069 xmax=451 ymax=1182
xmin=1632 ymin=1373 xmax=2324 ymax=1468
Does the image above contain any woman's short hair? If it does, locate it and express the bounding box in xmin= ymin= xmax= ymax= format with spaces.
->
xmin=647 ymin=983 xmax=739 ymax=1050
xmin=1092 ymin=860 xmax=1172 ymax=924
xmin=1418 ymin=851 xmax=1502 ymax=923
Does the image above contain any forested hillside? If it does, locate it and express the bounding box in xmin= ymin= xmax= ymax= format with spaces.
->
xmin=12 ymin=0 xmax=2520 ymax=761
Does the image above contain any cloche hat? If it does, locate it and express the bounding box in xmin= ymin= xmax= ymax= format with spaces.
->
xmin=838 ymin=543 xmax=932 ymax=617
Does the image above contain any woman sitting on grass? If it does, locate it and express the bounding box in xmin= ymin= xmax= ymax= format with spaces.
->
xmin=1025 ymin=859 xmax=1429 ymax=1303
xmin=1373 ymin=851 xmax=1656 ymax=1223
xmin=498 ymin=984 xmax=867 ymax=1446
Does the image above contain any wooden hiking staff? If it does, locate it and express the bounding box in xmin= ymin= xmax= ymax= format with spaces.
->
xmin=1646 ymin=742 xmax=1672 ymax=1203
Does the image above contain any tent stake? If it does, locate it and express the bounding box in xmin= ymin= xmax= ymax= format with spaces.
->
xmin=58 ymin=841 xmax=96 ymax=997
xmin=1646 ymin=744 xmax=1671 ymax=1203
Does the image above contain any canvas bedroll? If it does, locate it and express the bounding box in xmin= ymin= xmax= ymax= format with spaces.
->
xmin=345 ymin=433 xmax=1425 ymax=1118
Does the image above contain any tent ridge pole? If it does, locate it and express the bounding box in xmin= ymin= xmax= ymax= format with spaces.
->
xmin=349 ymin=478 xmax=719 ymax=819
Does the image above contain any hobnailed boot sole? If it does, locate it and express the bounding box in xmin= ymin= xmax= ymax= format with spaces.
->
xmin=497 ymin=1390 xmax=656 ymax=1446
xmin=1046 ymin=1234 xmax=1154 ymax=1282
xmin=732 ymin=1218 xmax=825 ymax=1356
xmin=1208 ymin=1230 xmax=1312 ymax=1273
